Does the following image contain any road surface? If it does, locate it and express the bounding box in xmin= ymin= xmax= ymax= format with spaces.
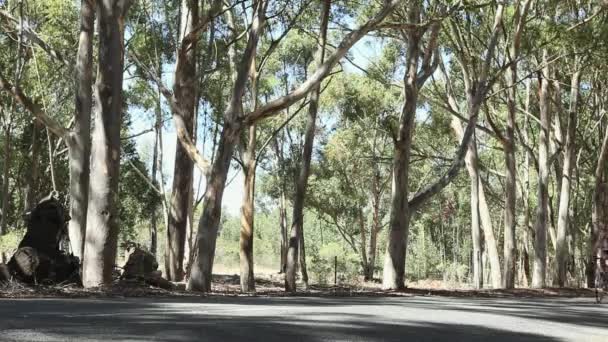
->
xmin=0 ymin=295 xmax=607 ymax=341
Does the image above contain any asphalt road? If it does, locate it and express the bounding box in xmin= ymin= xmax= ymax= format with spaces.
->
xmin=0 ymin=295 xmax=607 ymax=341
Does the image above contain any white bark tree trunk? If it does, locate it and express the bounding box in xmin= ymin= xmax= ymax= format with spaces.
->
xmin=68 ymin=0 xmax=94 ymax=260
xmin=555 ymin=69 xmax=580 ymax=287
xmin=532 ymin=50 xmax=551 ymax=288
xmin=82 ymin=0 xmax=131 ymax=288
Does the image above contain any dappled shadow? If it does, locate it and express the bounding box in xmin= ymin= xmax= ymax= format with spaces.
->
xmin=396 ymin=296 xmax=608 ymax=330
xmin=0 ymin=297 xmax=603 ymax=341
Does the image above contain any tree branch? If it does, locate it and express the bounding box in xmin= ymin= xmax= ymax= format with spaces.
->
xmin=242 ymin=0 xmax=401 ymax=125
xmin=0 ymin=68 xmax=68 ymax=138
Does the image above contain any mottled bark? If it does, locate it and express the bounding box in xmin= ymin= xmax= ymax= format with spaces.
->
xmin=166 ymin=0 xmax=199 ymax=282
xmin=382 ymin=62 xmax=418 ymax=290
xmin=555 ymin=70 xmax=580 ymax=287
xmin=285 ymin=0 xmax=330 ymax=293
xmin=82 ymin=0 xmax=131 ymax=288
xmin=68 ymin=0 xmax=94 ymax=260
xmin=532 ymin=50 xmax=551 ymax=288
xmin=239 ymin=124 xmax=257 ymax=292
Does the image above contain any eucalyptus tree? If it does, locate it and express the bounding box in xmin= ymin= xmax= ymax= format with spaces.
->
xmin=82 ymin=0 xmax=133 ymax=287
xmin=501 ymin=0 xmax=532 ymax=289
xmin=436 ymin=1 xmax=506 ymax=289
xmin=377 ymin=0 xmax=499 ymax=291
xmin=185 ymin=0 xmax=400 ymax=292
xmin=284 ymin=0 xmax=331 ymax=293
xmin=69 ymin=0 xmax=94 ymax=260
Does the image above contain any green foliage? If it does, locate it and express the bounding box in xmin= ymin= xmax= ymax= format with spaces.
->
xmin=0 ymin=228 xmax=24 ymax=256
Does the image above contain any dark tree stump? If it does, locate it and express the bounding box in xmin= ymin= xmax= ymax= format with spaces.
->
xmin=7 ymin=193 xmax=79 ymax=285
xmin=121 ymin=245 xmax=172 ymax=289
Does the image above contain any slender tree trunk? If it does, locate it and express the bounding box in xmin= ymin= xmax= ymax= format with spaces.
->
xmin=188 ymin=125 xmax=239 ymax=292
xmin=166 ymin=0 xmax=199 ymax=282
xmin=239 ymin=52 xmax=259 ymax=292
xmin=279 ymin=180 xmax=288 ymax=273
xmin=274 ymin=136 xmax=288 ymax=273
xmin=82 ymin=0 xmax=131 ymax=288
xmin=366 ymin=188 xmax=381 ymax=281
xmin=589 ymin=114 xmax=608 ymax=287
xmin=67 ymin=0 xmax=94 ymax=260
xmin=285 ymin=0 xmax=330 ymax=292
xmin=188 ymin=1 xmax=266 ymax=292
xmin=450 ymin=117 xmax=501 ymax=288
xmin=555 ymin=70 xmax=580 ymax=287
xmin=521 ymin=80 xmax=532 ymax=287
xmin=0 ymin=124 xmax=11 ymax=235
xmin=382 ymin=5 xmax=425 ymax=291
xmin=532 ymin=50 xmax=551 ymax=288
xmin=150 ymin=116 xmax=159 ymax=257
xmin=504 ymin=68 xmax=518 ymax=288
xmin=503 ymin=0 xmax=531 ymax=290
xmin=24 ymin=121 xmax=41 ymax=211
xmin=358 ymin=208 xmax=369 ymax=279
xmin=468 ymin=133 xmax=483 ymax=289
xmin=299 ymin=227 xmax=309 ymax=287
xmin=239 ymin=123 xmax=257 ymax=292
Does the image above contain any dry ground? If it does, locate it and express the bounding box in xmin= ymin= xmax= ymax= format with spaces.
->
xmin=0 ymin=272 xmax=598 ymax=299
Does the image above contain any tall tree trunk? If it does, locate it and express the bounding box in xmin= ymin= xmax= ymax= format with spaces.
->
xmin=239 ymin=123 xmax=257 ymax=292
xmin=239 ymin=51 xmax=259 ymax=292
xmin=532 ymin=50 xmax=551 ymax=288
xmin=358 ymin=208 xmax=369 ymax=279
xmin=555 ymin=69 xmax=580 ymax=287
xmin=521 ymin=80 xmax=532 ymax=287
xmin=382 ymin=81 xmax=417 ymax=290
xmin=366 ymin=130 xmax=383 ymax=281
xmin=298 ymin=227 xmax=309 ymax=287
xmin=68 ymin=0 xmax=94 ymax=260
xmin=188 ymin=0 xmax=266 ymax=292
xmin=382 ymin=4 xmax=424 ymax=292
xmin=285 ymin=0 xmax=330 ymax=293
xmin=469 ymin=136 xmax=483 ymax=289
xmin=273 ymin=136 xmax=288 ymax=273
xmin=450 ymin=117 xmax=501 ymax=288
xmin=24 ymin=121 xmax=41 ymax=211
xmin=503 ymin=0 xmax=532 ymax=290
xmin=0 ymin=124 xmax=10 ymax=235
xmin=366 ymin=183 xmax=381 ymax=281
xmin=150 ymin=113 xmax=159 ymax=257
xmin=589 ymin=113 xmax=608 ymax=287
xmin=82 ymin=0 xmax=131 ymax=288
xmin=166 ymin=0 xmax=199 ymax=282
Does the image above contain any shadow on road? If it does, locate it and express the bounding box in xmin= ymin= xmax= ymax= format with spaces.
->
xmin=0 ymin=297 xmax=603 ymax=341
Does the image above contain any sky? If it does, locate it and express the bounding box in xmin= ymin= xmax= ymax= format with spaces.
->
xmin=130 ymin=35 xmax=384 ymax=217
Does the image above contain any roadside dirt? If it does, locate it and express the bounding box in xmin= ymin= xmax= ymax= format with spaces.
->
xmin=0 ymin=273 xmax=597 ymax=299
